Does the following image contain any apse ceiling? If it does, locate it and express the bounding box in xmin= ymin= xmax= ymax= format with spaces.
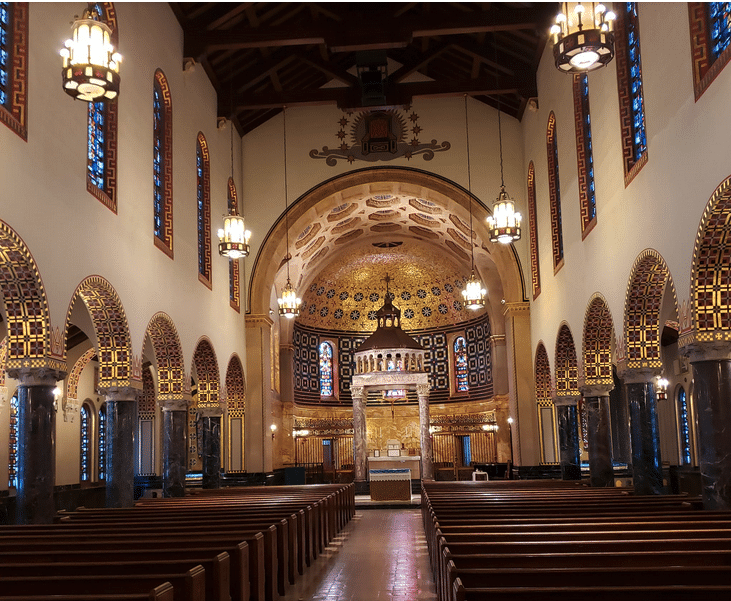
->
xmin=169 ymin=2 xmax=557 ymax=135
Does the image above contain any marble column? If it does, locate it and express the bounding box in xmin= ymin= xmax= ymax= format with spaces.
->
xmin=162 ymin=398 xmax=188 ymax=498
xmin=199 ymin=406 xmax=222 ymax=489
xmin=555 ymin=395 xmax=581 ymax=480
xmin=8 ymin=367 xmax=65 ymax=524
xmin=417 ymin=383 xmax=433 ymax=481
xmin=623 ymin=369 xmax=664 ymax=495
xmin=351 ymin=386 xmax=367 ymax=490
xmin=581 ymin=384 xmax=614 ymax=488
xmin=104 ymin=387 xmax=138 ymax=508
xmin=685 ymin=342 xmax=731 ymax=510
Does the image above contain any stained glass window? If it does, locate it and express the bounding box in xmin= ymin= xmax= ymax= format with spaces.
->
xmin=196 ymin=134 xmax=211 ymax=285
xmin=98 ymin=403 xmax=106 ymax=480
xmin=710 ymin=3 xmax=731 ymax=59
xmin=574 ymin=73 xmax=596 ymax=233
xmin=88 ymin=101 xmax=106 ymax=191
xmin=80 ymin=403 xmax=91 ymax=481
xmin=153 ymin=82 xmax=164 ymax=241
xmin=547 ymin=113 xmax=564 ymax=269
xmin=677 ymin=386 xmax=692 ymax=465
xmin=319 ymin=341 xmax=333 ymax=397
xmin=454 ymin=336 xmax=469 ymax=392
xmin=0 ymin=2 xmax=11 ymax=110
xmin=8 ymin=392 xmax=18 ymax=488
xmin=626 ymin=3 xmax=647 ymax=162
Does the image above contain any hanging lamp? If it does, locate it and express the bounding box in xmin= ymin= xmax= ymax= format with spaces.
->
xmin=550 ymin=3 xmax=617 ymax=73
xmin=277 ymin=106 xmax=301 ymax=319
xmin=486 ymin=37 xmax=522 ymax=244
xmin=460 ymin=95 xmax=487 ymax=310
xmin=218 ymin=80 xmax=251 ymax=259
xmin=60 ymin=6 xmax=121 ymax=102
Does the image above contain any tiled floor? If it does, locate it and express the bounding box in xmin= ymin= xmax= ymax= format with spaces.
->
xmin=280 ymin=509 xmax=438 ymax=601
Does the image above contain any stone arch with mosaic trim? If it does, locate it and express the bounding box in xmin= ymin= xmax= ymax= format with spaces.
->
xmin=555 ymin=323 xmax=579 ymax=398
xmin=685 ymin=174 xmax=731 ymax=348
xmin=582 ymin=293 xmax=616 ymax=388
xmin=64 ymin=276 xmax=132 ymax=390
xmin=534 ymin=341 xmax=555 ymax=464
xmin=624 ymin=250 xmax=677 ymax=371
xmin=145 ymin=312 xmax=185 ymax=403
xmin=189 ymin=337 xmax=221 ymax=471
xmin=0 ymin=220 xmax=61 ymax=374
xmin=225 ymin=354 xmax=246 ymax=472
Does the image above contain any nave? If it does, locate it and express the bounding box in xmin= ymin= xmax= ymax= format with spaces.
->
xmin=280 ymin=509 xmax=437 ymax=601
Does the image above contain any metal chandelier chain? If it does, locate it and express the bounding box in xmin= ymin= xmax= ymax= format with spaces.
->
xmin=495 ymin=35 xmax=505 ymax=188
xmin=464 ymin=94 xmax=476 ymax=270
xmin=283 ymin=106 xmax=290 ymax=280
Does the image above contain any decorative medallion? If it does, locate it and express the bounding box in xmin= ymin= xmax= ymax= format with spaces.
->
xmin=310 ymin=107 xmax=450 ymax=165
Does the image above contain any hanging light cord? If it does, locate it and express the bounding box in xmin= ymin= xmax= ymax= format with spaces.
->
xmin=283 ymin=106 xmax=290 ymax=281
xmin=464 ymin=94 xmax=476 ymax=271
xmin=495 ymin=36 xmax=505 ymax=189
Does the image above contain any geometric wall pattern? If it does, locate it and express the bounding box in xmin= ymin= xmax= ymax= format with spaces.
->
xmin=555 ymin=324 xmax=578 ymax=398
xmin=583 ymin=294 xmax=614 ymax=387
xmin=534 ymin=342 xmax=552 ymax=403
xmin=688 ymin=2 xmax=731 ymax=101
xmin=573 ymin=73 xmax=597 ymax=238
xmin=153 ymin=68 xmax=174 ymax=258
xmin=139 ymin=364 xmax=155 ymax=414
xmin=293 ymin=312 xmax=493 ymax=407
xmin=68 ymin=276 xmax=132 ymax=389
xmin=225 ymin=354 xmax=245 ymax=411
xmin=624 ymin=250 xmax=672 ymax=370
xmin=145 ymin=312 xmax=185 ymax=402
xmin=0 ymin=2 xmax=28 ymax=141
xmin=527 ymin=161 xmax=540 ymax=300
xmin=196 ymin=132 xmax=212 ymax=289
xmin=691 ymin=174 xmax=731 ymax=343
xmin=0 ymin=220 xmax=56 ymax=372
xmin=546 ymin=111 xmax=564 ymax=272
xmin=66 ymin=348 xmax=96 ymax=406
xmin=192 ymin=337 xmax=220 ymax=409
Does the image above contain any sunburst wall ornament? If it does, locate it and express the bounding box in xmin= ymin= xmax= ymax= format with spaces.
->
xmin=310 ymin=106 xmax=450 ymax=166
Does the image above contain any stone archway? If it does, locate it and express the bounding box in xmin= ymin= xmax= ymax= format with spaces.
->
xmin=554 ymin=323 xmax=580 ymax=480
xmin=225 ymin=354 xmax=246 ymax=472
xmin=191 ymin=337 xmax=222 ymax=488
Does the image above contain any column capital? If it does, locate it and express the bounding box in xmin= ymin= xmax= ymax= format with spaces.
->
xmin=198 ymin=405 xmax=223 ymax=417
xmin=103 ymin=386 xmax=139 ymax=402
xmin=502 ymin=301 xmax=530 ymax=318
xmin=554 ymin=394 xmax=581 ymax=406
xmin=6 ymin=366 xmax=67 ymax=386
xmin=619 ymin=366 xmax=661 ymax=384
xmin=416 ymin=383 xmax=430 ymax=398
xmin=580 ymin=383 xmax=613 ymax=397
xmin=245 ymin=313 xmax=274 ymax=328
xmin=681 ymin=339 xmax=731 ymax=363
xmin=350 ymin=386 xmax=365 ymax=400
xmin=161 ymin=398 xmax=189 ymax=411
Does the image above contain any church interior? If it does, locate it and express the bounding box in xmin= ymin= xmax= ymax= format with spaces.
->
xmin=3 ymin=1 xmax=731 ymax=597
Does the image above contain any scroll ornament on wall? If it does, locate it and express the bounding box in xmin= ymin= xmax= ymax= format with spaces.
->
xmin=310 ymin=107 xmax=450 ymax=166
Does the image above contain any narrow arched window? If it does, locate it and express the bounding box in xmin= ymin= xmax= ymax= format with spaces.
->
xmin=319 ymin=341 xmax=333 ymax=397
xmin=527 ymin=162 xmax=540 ymax=300
xmin=677 ymin=386 xmax=692 ymax=465
xmin=573 ymin=73 xmax=597 ymax=237
xmin=98 ymin=403 xmax=106 ymax=480
xmin=196 ymin=132 xmax=212 ymax=287
xmin=0 ymin=1 xmax=28 ymax=140
xmin=546 ymin=112 xmax=563 ymax=272
xmin=86 ymin=3 xmax=118 ymax=212
xmin=153 ymin=69 xmax=173 ymax=257
xmin=615 ymin=2 xmax=647 ymax=185
xmin=8 ymin=391 xmax=18 ymax=488
xmin=80 ymin=402 xmax=91 ymax=481
xmin=689 ymin=3 xmax=731 ymax=98
xmin=454 ymin=336 xmax=469 ymax=392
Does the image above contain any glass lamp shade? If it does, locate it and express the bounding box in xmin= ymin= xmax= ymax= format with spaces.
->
xmin=487 ymin=186 xmax=522 ymax=244
xmin=60 ymin=10 xmax=121 ymax=101
xmin=461 ymin=271 xmax=487 ymax=310
xmin=278 ymin=279 xmax=301 ymax=319
xmin=551 ymin=2 xmax=616 ymax=73
xmin=217 ymin=213 xmax=251 ymax=259
xmin=656 ymin=377 xmax=669 ymax=401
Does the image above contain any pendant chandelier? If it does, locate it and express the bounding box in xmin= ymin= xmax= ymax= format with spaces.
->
xmin=277 ymin=107 xmax=301 ymax=319
xmin=486 ymin=40 xmax=522 ymax=245
xmin=218 ymin=111 xmax=251 ymax=259
xmin=550 ymin=3 xmax=617 ymax=73
xmin=60 ymin=7 xmax=121 ymax=102
xmin=460 ymin=95 xmax=487 ymax=311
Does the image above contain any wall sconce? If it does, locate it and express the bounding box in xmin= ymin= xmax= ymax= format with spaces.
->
xmin=656 ymin=377 xmax=669 ymax=401
xmin=270 ymin=424 xmax=277 ymax=439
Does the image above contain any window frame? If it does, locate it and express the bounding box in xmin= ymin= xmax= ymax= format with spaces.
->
xmin=196 ymin=132 xmax=212 ymax=289
xmin=546 ymin=112 xmax=564 ymax=273
xmin=319 ymin=340 xmax=335 ymax=398
xmin=153 ymin=69 xmax=173 ymax=258
xmin=573 ymin=73 xmax=597 ymax=239
xmin=0 ymin=1 xmax=27 ymax=141
xmin=689 ymin=3 xmax=731 ymax=100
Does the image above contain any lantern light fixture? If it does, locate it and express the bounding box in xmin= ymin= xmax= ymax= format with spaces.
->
xmin=60 ymin=7 xmax=121 ymax=101
xmin=550 ymin=3 xmax=617 ymax=73
xmin=656 ymin=376 xmax=669 ymax=401
xmin=218 ymin=114 xmax=251 ymax=259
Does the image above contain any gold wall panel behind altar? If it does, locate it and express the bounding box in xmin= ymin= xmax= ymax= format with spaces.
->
xmin=297 ymin=244 xmax=481 ymax=331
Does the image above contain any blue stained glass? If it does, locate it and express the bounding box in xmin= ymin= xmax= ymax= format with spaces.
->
xmin=153 ymin=84 xmax=164 ymax=240
xmin=579 ymin=74 xmax=597 ymax=221
xmin=8 ymin=392 xmax=18 ymax=488
xmin=80 ymin=405 xmax=90 ymax=481
xmin=550 ymin=125 xmax=564 ymax=260
xmin=462 ymin=435 xmax=472 ymax=466
xmin=710 ymin=3 xmax=731 ymax=59
xmin=98 ymin=404 xmax=106 ymax=480
xmin=677 ymin=387 xmax=692 ymax=465
xmin=197 ymin=143 xmax=205 ymax=276
xmin=454 ymin=336 xmax=469 ymax=392
xmin=88 ymin=102 xmax=106 ymax=190
xmin=625 ymin=3 xmax=647 ymax=162
xmin=319 ymin=341 xmax=333 ymax=397
xmin=1 ymin=2 xmax=12 ymax=109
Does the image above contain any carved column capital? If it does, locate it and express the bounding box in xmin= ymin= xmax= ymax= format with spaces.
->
xmin=579 ymin=383 xmax=613 ymax=397
xmin=350 ymin=386 xmax=365 ymax=400
xmin=416 ymin=383 xmax=430 ymax=398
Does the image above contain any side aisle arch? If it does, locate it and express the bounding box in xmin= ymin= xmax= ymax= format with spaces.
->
xmin=582 ymin=294 xmax=615 ymax=388
xmin=145 ymin=312 xmax=185 ymax=402
xmin=225 ymin=354 xmax=246 ymax=472
xmin=534 ymin=342 xmax=556 ymax=464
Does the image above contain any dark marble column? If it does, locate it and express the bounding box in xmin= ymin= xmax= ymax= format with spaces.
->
xmin=199 ymin=407 xmax=222 ymax=489
xmin=555 ymin=396 xmax=581 ymax=480
xmin=581 ymin=384 xmax=614 ymax=488
xmin=104 ymin=387 xmax=138 ymax=508
xmin=624 ymin=369 xmax=664 ymax=495
xmin=162 ymin=398 xmax=188 ymax=498
xmin=351 ymin=386 xmax=367 ymax=492
xmin=686 ymin=348 xmax=731 ymax=510
xmin=9 ymin=368 xmax=66 ymax=524
xmin=417 ymin=383 xmax=433 ymax=481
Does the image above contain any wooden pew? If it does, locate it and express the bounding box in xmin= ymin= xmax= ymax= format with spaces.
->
xmin=0 ymin=582 xmax=174 ymax=601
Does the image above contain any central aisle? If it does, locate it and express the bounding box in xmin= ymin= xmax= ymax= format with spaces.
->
xmin=280 ymin=508 xmax=438 ymax=601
